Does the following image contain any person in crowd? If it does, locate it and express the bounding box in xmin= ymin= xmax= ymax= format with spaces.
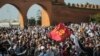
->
xmin=0 ymin=22 xmax=99 ymax=56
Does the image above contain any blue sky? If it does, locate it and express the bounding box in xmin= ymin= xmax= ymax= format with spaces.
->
xmin=0 ymin=0 xmax=100 ymax=21
xmin=65 ymin=0 xmax=100 ymax=4
xmin=27 ymin=4 xmax=41 ymax=20
xmin=0 ymin=4 xmax=19 ymax=20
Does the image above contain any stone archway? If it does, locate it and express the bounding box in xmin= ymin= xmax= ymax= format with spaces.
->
xmin=27 ymin=4 xmax=50 ymax=27
xmin=0 ymin=4 xmax=24 ymax=29
xmin=1 ymin=0 xmax=100 ymax=27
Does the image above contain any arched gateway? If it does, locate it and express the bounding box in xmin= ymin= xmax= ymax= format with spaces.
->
xmin=0 ymin=0 xmax=100 ymax=29
xmin=27 ymin=4 xmax=50 ymax=27
xmin=0 ymin=0 xmax=52 ymax=29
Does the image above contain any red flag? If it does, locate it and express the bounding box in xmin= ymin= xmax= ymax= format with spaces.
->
xmin=49 ymin=23 xmax=71 ymax=42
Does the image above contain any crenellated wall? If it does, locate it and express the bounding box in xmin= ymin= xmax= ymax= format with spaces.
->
xmin=66 ymin=3 xmax=100 ymax=9
xmin=0 ymin=0 xmax=100 ymax=27
xmin=52 ymin=2 xmax=100 ymax=24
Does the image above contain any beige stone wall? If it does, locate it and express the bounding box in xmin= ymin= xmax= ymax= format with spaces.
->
xmin=19 ymin=14 xmax=24 ymax=29
xmin=41 ymin=8 xmax=50 ymax=27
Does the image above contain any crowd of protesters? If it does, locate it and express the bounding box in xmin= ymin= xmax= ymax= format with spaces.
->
xmin=0 ymin=22 xmax=100 ymax=56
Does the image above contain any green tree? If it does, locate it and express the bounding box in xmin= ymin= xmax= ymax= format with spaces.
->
xmin=28 ymin=17 xmax=35 ymax=26
xmin=90 ymin=14 xmax=100 ymax=23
